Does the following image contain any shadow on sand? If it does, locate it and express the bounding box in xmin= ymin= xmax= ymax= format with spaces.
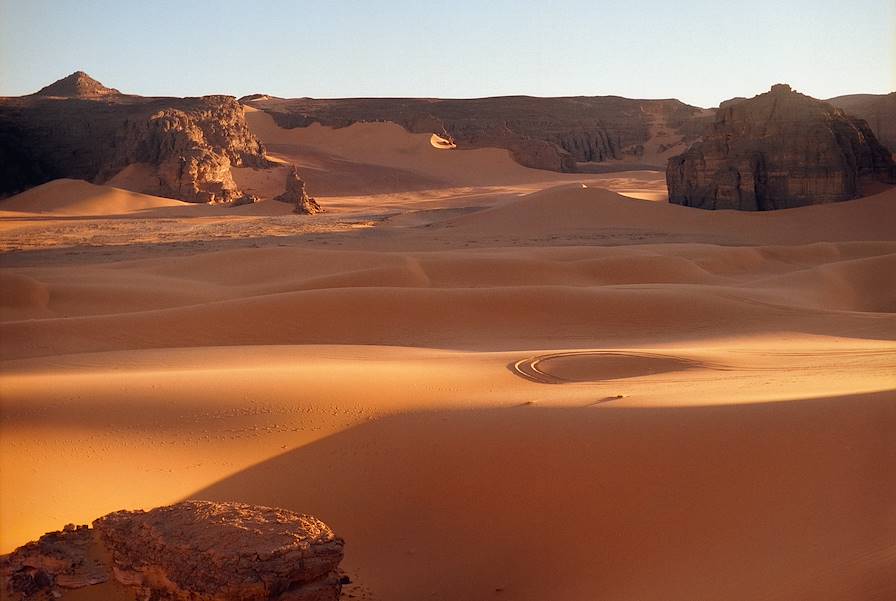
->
xmin=187 ymin=390 xmax=896 ymax=601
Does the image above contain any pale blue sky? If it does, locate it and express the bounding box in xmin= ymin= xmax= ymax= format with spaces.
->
xmin=1 ymin=0 xmax=893 ymax=107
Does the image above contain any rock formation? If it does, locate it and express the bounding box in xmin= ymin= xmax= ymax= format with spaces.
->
xmin=0 ymin=72 xmax=279 ymax=204
xmin=827 ymin=92 xmax=896 ymax=156
xmin=241 ymin=95 xmax=712 ymax=172
xmin=275 ymin=165 xmax=322 ymax=214
xmin=32 ymin=71 xmax=121 ymax=98
xmin=666 ymin=84 xmax=896 ymax=210
xmin=103 ymin=97 xmax=271 ymax=203
xmin=1 ymin=501 xmax=345 ymax=601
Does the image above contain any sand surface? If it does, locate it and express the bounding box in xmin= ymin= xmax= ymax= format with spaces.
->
xmin=1 ymin=113 xmax=894 ymax=601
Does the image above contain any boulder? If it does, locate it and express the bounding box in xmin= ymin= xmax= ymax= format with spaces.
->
xmin=666 ymin=84 xmax=896 ymax=210
xmin=1 ymin=501 xmax=345 ymax=601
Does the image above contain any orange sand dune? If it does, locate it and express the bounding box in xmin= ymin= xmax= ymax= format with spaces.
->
xmin=1 ymin=343 xmax=893 ymax=601
xmin=243 ymin=107 xmax=668 ymax=200
xmin=244 ymin=107 xmax=540 ymax=186
xmin=433 ymin=184 xmax=896 ymax=244
xmin=2 ymin=237 xmax=895 ymax=359
xmin=1 ymin=112 xmax=895 ymax=601
xmin=0 ymin=179 xmax=187 ymax=216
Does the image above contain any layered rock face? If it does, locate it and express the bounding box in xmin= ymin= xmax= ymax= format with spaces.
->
xmin=827 ymin=92 xmax=896 ymax=156
xmin=242 ymin=95 xmax=711 ymax=172
xmin=1 ymin=501 xmax=345 ymax=601
xmin=0 ymin=72 xmax=272 ymax=203
xmin=667 ymin=84 xmax=896 ymax=210
xmin=275 ymin=165 xmax=323 ymax=214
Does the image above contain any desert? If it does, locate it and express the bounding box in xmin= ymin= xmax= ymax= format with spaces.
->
xmin=1 ymin=3 xmax=895 ymax=600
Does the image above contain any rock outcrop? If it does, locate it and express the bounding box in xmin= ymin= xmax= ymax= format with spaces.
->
xmin=32 ymin=71 xmax=121 ymax=98
xmin=275 ymin=165 xmax=322 ymax=214
xmin=666 ymin=84 xmax=896 ymax=210
xmin=241 ymin=95 xmax=712 ymax=172
xmin=827 ymin=92 xmax=896 ymax=156
xmin=103 ymin=97 xmax=271 ymax=203
xmin=1 ymin=501 xmax=345 ymax=601
xmin=0 ymin=72 xmax=281 ymax=204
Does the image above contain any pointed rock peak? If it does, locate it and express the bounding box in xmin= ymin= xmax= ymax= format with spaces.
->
xmin=33 ymin=71 xmax=121 ymax=98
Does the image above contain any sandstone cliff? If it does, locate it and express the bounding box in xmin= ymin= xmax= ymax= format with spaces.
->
xmin=1 ymin=501 xmax=345 ymax=601
xmin=666 ymin=84 xmax=896 ymax=210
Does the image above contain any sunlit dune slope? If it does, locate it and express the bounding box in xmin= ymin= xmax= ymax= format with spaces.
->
xmin=0 ymin=179 xmax=187 ymax=216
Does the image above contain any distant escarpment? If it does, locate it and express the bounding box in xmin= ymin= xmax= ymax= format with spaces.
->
xmin=241 ymin=95 xmax=712 ymax=172
xmin=2 ymin=501 xmax=345 ymax=600
xmin=827 ymin=92 xmax=896 ymax=156
xmin=667 ymin=84 xmax=896 ymax=210
xmin=0 ymin=72 xmax=272 ymax=203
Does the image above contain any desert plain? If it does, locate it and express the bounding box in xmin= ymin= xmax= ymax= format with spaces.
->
xmin=1 ymin=103 xmax=895 ymax=601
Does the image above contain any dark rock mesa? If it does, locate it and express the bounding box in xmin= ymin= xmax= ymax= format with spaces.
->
xmin=1 ymin=500 xmax=345 ymax=601
xmin=666 ymin=84 xmax=896 ymax=210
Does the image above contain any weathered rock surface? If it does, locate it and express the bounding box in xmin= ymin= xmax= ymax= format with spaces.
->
xmin=32 ymin=71 xmax=121 ymax=98
xmin=1 ymin=501 xmax=345 ymax=601
xmin=241 ymin=95 xmax=712 ymax=172
xmin=0 ymin=72 xmax=273 ymax=203
xmin=827 ymin=92 xmax=896 ymax=156
xmin=275 ymin=165 xmax=322 ymax=214
xmin=667 ymin=84 xmax=896 ymax=210
xmin=101 ymin=97 xmax=271 ymax=203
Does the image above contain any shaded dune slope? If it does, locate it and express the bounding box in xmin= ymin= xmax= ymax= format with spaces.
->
xmin=191 ymin=392 xmax=896 ymax=601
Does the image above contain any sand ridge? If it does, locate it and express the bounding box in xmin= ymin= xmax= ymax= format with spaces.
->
xmin=0 ymin=179 xmax=188 ymax=216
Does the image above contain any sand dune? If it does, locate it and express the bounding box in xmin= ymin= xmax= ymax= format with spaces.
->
xmin=243 ymin=107 xmax=667 ymax=198
xmin=1 ymin=180 xmax=892 ymax=256
xmin=244 ymin=107 xmax=537 ymax=184
xmin=432 ymin=184 xmax=896 ymax=245
xmin=2 ymin=236 xmax=895 ymax=360
xmin=0 ymin=178 xmax=187 ymax=216
xmin=2 ymin=343 xmax=893 ymax=601
xmin=1 ymin=112 xmax=895 ymax=601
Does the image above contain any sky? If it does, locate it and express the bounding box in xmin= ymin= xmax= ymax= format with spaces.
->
xmin=1 ymin=0 xmax=893 ymax=107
